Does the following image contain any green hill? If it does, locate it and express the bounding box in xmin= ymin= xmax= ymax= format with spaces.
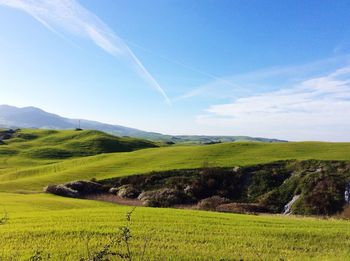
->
xmin=2 ymin=129 xmax=350 ymax=260
xmin=0 ymin=129 xmax=158 ymax=159
xmin=0 ymin=105 xmax=286 ymax=143
xmin=1 ymin=130 xmax=350 ymax=193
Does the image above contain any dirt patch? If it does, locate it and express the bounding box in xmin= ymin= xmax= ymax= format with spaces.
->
xmin=84 ymin=194 xmax=143 ymax=206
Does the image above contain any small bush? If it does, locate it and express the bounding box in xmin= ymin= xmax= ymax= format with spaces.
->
xmin=197 ymin=196 xmax=230 ymax=211
xmin=64 ymin=180 xmax=105 ymax=195
xmin=44 ymin=184 xmax=79 ymax=198
xmin=113 ymin=185 xmax=140 ymax=199
xmin=338 ymin=206 xmax=350 ymax=219
xmin=293 ymin=173 xmax=347 ymax=215
xmin=138 ymin=188 xmax=187 ymax=207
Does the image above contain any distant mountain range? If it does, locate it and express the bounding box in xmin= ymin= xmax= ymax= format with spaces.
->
xmin=0 ymin=105 xmax=287 ymax=143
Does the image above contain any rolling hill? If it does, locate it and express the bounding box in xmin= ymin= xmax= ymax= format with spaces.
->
xmin=0 ymin=128 xmax=157 ymax=159
xmin=1 ymin=129 xmax=350 ymax=260
xmin=0 ymin=129 xmax=350 ymax=193
xmin=0 ymin=105 xmax=286 ymax=143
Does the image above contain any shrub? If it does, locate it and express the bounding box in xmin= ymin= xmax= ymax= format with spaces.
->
xmin=247 ymin=168 xmax=291 ymax=201
xmin=64 ymin=180 xmax=105 ymax=195
xmin=197 ymin=196 xmax=230 ymax=211
xmin=44 ymin=184 xmax=79 ymax=198
xmin=115 ymin=185 xmax=140 ymax=199
xmin=338 ymin=206 xmax=350 ymax=219
xmin=258 ymin=176 xmax=300 ymax=213
xmin=293 ymin=173 xmax=347 ymax=215
xmin=138 ymin=188 xmax=187 ymax=207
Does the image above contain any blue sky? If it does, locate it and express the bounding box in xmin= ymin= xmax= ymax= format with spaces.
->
xmin=1 ymin=0 xmax=350 ymax=141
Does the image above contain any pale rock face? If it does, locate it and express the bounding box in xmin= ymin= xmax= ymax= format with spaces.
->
xmin=283 ymin=195 xmax=301 ymax=215
xmin=345 ymin=183 xmax=350 ymax=204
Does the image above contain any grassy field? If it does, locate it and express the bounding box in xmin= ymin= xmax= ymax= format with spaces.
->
xmin=1 ymin=192 xmax=350 ymax=260
xmin=1 ymin=130 xmax=350 ymax=193
xmin=1 ymin=129 xmax=350 ymax=260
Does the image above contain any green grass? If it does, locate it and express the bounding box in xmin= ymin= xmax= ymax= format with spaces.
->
xmin=2 ymin=130 xmax=350 ymax=259
xmin=1 ymin=136 xmax=350 ymax=192
xmin=0 ymin=129 xmax=157 ymax=160
xmin=1 ymin=192 xmax=350 ymax=260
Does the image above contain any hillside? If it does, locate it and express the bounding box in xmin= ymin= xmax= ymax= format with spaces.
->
xmin=1 ymin=129 xmax=350 ymax=259
xmin=0 ymin=105 xmax=287 ymax=143
xmin=0 ymin=129 xmax=157 ymax=160
xmin=1 ymin=131 xmax=350 ymax=192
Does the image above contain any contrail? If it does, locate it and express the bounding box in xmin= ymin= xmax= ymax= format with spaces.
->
xmin=0 ymin=0 xmax=171 ymax=105
xmin=126 ymin=40 xmax=245 ymax=91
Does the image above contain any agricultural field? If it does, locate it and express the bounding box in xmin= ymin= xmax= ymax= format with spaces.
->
xmin=1 ymin=129 xmax=350 ymax=260
xmin=1 ymin=193 xmax=350 ymax=260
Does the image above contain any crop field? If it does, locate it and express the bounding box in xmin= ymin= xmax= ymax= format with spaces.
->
xmin=1 ymin=192 xmax=350 ymax=260
xmin=1 ymin=130 xmax=350 ymax=260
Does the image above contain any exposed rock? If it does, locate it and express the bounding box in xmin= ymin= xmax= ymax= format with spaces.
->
xmin=232 ymin=166 xmax=241 ymax=172
xmin=44 ymin=180 xmax=105 ymax=198
xmin=116 ymin=185 xmax=140 ymax=199
xmin=137 ymin=191 xmax=148 ymax=201
xmin=138 ymin=188 xmax=187 ymax=207
xmin=344 ymin=183 xmax=350 ymax=204
xmin=0 ymin=132 xmax=13 ymax=140
xmin=43 ymin=160 xmax=350 ymax=216
xmin=183 ymin=185 xmax=193 ymax=196
xmin=64 ymin=180 xmax=105 ymax=195
xmin=109 ymin=187 xmax=120 ymax=194
xmin=283 ymin=195 xmax=300 ymax=215
xmin=44 ymin=184 xmax=79 ymax=198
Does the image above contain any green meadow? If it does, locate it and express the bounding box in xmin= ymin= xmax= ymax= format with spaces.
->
xmin=1 ymin=129 xmax=350 ymax=260
xmin=1 ymin=192 xmax=350 ymax=260
xmin=1 ymin=130 xmax=350 ymax=193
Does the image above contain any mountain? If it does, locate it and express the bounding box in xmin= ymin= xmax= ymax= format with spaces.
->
xmin=0 ymin=105 xmax=287 ymax=143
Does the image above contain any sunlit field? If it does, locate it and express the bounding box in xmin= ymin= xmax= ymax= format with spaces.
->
xmin=1 ymin=193 xmax=350 ymax=260
xmin=2 ymin=130 xmax=350 ymax=193
xmin=1 ymin=130 xmax=350 ymax=259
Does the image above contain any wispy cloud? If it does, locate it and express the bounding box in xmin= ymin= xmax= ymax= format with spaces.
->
xmin=197 ymin=66 xmax=350 ymax=141
xmin=0 ymin=0 xmax=170 ymax=104
xmin=177 ymin=55 xmax=350 ymax=102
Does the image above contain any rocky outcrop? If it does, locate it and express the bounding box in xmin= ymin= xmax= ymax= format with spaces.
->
xmin=44 ymin=160 xmax=350 ymax=216
xmin=345 ymin=183 xmax=350 ymax=204
xmin=197 ymin=196 xmax=230 ymax=211
xmin=44 ymin=180 xmax=105 ymax=197
xmin=109 ymin=185 xmax=140 ymax=199
xmin=64 ymin=180 xmax=105 ymax=195
xmin=44 ymin=184 xmax=79 ymax=198
xmin=283 ymin=195 xmax=300 ymax=215
xmin=0 ymin=129 xmax=16 ymax=141
xmin=138 ymin=188 xmax=188 ymax=207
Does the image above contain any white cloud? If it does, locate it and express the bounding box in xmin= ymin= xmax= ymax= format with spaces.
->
xmin=197 ymin=66 xmax=350 ymax=141
xmin=0 ymin=0 xmax=170 ymax=104
xmin=177 ymin=55 xmax=350 ymax=102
